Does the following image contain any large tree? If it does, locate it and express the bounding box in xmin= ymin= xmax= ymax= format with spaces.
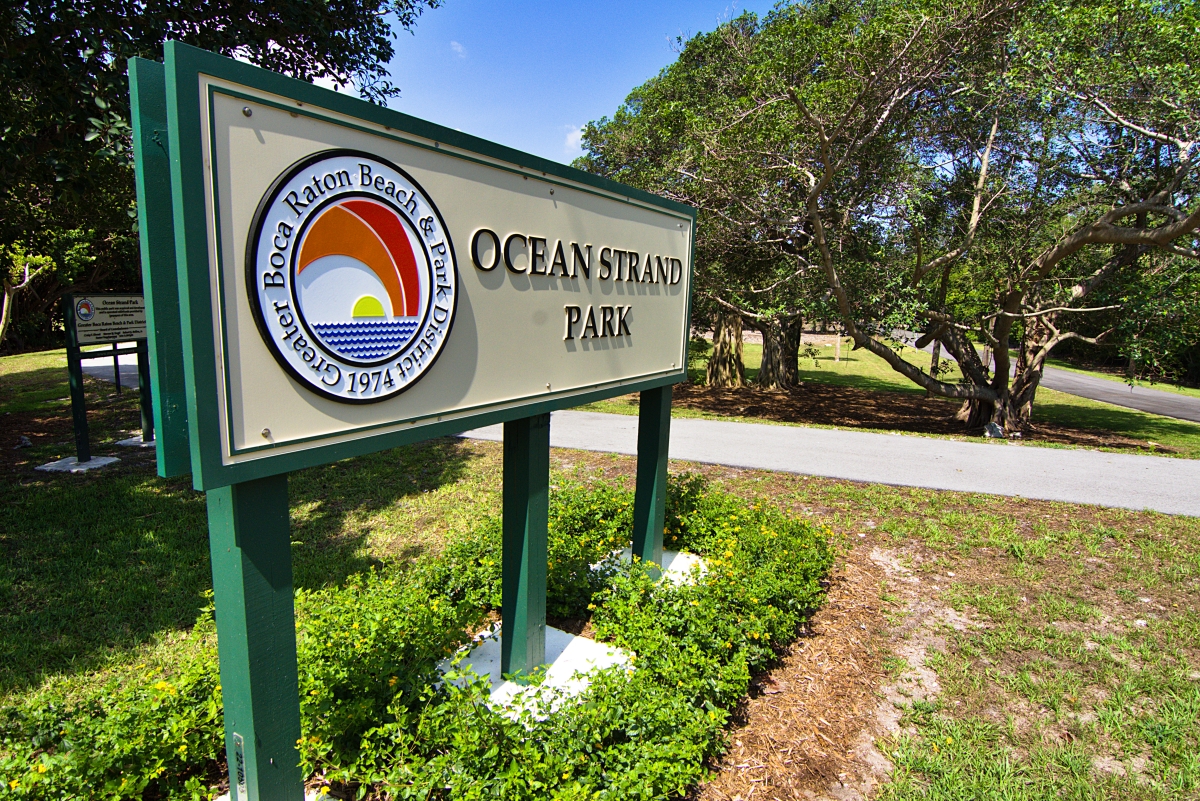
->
xmin=578 ymin=14 xmax=825 ymax=390
xmin=0 ymin=0 xmax=438 ymax=351
xmin=581 ymin=0 xmax=1200 ymax=429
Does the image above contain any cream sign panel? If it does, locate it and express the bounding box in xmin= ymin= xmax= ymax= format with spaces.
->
xmin=203 ymin=79 xmax=692 ymax=463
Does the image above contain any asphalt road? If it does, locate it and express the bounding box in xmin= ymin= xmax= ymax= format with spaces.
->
xmin=79 ymin=346 xmax=142 ymax=388
xmin=895 ymin=331 xmax=1200 ymax=423
xmin=79 ymin=344 xmax=1196 ymax=514
xmin=1038 ymin=367 xmax=1200 ymax=424
xmin=463 ymin=410 xmax=1200 ymax=517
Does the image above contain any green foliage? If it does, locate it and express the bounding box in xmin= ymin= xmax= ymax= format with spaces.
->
xmin=580 ymin=0 xmax=1200 ymax=419
xmin=596 ymin=478 xmax=833 ymax=709
xmin=0 ymin=0 xmax=440 ymax=352
xmin=0 ymin=475 xmax=831 ymax=800
xmin=0 ymin=609 xmax=224 ymax=800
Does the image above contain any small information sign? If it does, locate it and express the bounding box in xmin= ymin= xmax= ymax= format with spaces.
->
xmin=73 ymin=294 xmax=148 ymax=345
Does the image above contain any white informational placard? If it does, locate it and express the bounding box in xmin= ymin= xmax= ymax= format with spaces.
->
xmin=73 ymin=294 xmax=147 ymax=345
xmin=192 ymin=76 xmax=693 ymax=468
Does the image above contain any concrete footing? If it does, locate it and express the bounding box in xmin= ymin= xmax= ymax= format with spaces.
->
xmin=117 ymin=436 xmax=155 ymax=448
xmin=36 ymin=456 xmax=119 ymax=473
xmin=440 ymin=625 xmax=632 ymax=719
xmin=616 ymin=547 xmax=707 ymax=585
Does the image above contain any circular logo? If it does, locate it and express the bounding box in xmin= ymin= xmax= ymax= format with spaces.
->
xmin=246 ymin=150 xmax=458 ymax=403
xmin=75 ymin=298 xmax=95 ymax=322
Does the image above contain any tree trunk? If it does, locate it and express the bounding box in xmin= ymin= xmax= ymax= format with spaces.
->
xmin=955 ymin=397 xmax=996 ymax=430
xmin=0 ymin=283 xmax=17 ymax=349
xmin=755 ymin=315 xmax=801 ymax=390
xmin=782 ymin=316 xmax=804 ymax=383
xmin=926 ymin=340 xmax=942 ymax=399
xmin=707 ymin=311 xmax=745 ymax=387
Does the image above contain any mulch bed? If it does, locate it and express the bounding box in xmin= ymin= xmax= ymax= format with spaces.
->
xmin=696 ymin=552 xmax=888 ymax=801
xmin=670 ymin=382 xmax=1169 ymax=454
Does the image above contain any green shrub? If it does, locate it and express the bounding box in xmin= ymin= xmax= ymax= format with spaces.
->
xmin=0 ymin=609 xmax=224 ymax=800
xmin=0 ymin=473 xmax=831 ymax=800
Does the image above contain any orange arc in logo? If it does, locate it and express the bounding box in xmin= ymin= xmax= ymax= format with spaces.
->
xmin=296 ymin=199 xmax=422 ymax=317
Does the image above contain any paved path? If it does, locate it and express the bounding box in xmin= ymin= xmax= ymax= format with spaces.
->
xmin=896 ymin=330 xmax=1200 ymax=423
xmin=463 ymin=411 xmax=1200 ymax=517
xmin=80 ymin=344 xmax=142 ymax=388
xmin=1038 ymin=368 xmax=1200 ymax=424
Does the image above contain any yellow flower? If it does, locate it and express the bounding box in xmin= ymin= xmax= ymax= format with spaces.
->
xmin=945 ymin=737 xmax=953 ymax=745
xmin=587 ymin=603 xmax=596 ymax=611
xmin=321 ymin=788 xmax=330 ymax=796
xmin=10 ymin=780 xmax=19 ymax=790
xmin=562 ymin=771 xmax=571 ymax=780
xmin=352 ymin=622 xmax=359 ymax=629
xmin=177 ymin=744 xmax=187 ymax=755
xmin=36 ymin=764 xmax=47 ymax=774
xmin=751 ymin=632 xmax=760 ymax=639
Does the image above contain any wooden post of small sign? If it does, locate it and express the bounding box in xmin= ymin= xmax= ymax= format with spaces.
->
xmin=501 ymin=413 xmax=550 ymax=675
xmin=633 ymin=386 xmax=672 ymax=568
xmin=62 ymin=296 xmax=91 ymax=464
xmin=206 ymin=474 xmax=304 ymax=801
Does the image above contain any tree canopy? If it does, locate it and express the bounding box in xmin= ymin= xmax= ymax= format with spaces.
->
xmin=579 ymin=0 xmax=1200 ymax=427
xmin=0 ymin=0 xmax=438 ymax=350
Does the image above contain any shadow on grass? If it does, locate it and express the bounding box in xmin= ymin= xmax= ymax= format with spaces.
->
xmin=0 ymin=437 xmax=478 ymax=696
xmin=0 ymin=366 xmax=71 ymax=414
xmin=795 ymin=365 xmax=928 ymax=395
xmin=1034 ymin=396 xmax=1200 ymax=445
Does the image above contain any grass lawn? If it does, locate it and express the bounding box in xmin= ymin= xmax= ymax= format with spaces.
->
xmin=0 ymin=349 xmax=71 ymax=415
xmin=2 ymin=348 xmax=1198 ymax=799
xmin=578 ymin=341 xmax=1200 ymax=459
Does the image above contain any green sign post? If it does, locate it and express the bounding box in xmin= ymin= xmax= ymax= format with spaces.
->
xmin=130 ymin=41 xmax=693 ymax=800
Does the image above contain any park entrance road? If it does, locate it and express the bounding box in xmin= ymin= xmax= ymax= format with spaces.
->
xmin=463 ymin=411 xmax=1200 ymax=517
xmin=1039 ymin=368 xmax=1200 ymax=424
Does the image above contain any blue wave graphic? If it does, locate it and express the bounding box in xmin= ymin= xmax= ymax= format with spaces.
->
xmin=311 ymin=319 xmax=419 ymax=361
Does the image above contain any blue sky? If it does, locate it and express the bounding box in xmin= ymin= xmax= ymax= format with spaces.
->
xmin=381 ymin=0 xmax=776 ymax=164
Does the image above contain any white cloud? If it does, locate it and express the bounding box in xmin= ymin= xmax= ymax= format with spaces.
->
xmin=563 ymin=125 xmax=584 ymax=158
xmin=450 ymin=40 xmax=466 ymax=58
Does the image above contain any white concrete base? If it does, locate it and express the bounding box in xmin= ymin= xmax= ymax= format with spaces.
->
xmin=117 ymin=436 xmax=155 ymax=448
xmin=440 ymin=625 xmax=631 ymax=719
xmin=36 ymin=456 xmax=119 ymax=473
xmin=214 ymin=792 xmax=322 ymax=801
xmin=616 ymin=548 xmax=707 ymax=585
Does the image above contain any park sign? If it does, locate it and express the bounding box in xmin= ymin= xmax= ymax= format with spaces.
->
xmin=131 ymin=42 xmax=692 ymax=801
xmin=138 ymin=42 xmax=693 ymax=491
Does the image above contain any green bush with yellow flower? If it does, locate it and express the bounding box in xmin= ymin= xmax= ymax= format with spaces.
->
xmin=1 ymin=474 xmax=831 ymax=799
